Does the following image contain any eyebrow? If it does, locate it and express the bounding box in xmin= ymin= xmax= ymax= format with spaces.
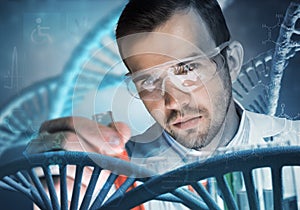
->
xmin=183 ymin=52 xmax=200 ymax=58
xmin=171 ymin=53 xmax=200 ymax=66
xmin=127 ymin=52 xmax=203 ymax=76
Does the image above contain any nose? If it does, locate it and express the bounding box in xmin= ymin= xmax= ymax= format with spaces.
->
xmin=163 ymin=79 xmax=191 ymax=110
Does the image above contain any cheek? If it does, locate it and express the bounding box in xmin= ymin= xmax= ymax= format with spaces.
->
xmin=206 ymin=74 xmax=231 ymax=112
xmin=191 ymin=84 xmax=215 ymax=110
xmin=192 ymin=76 xmax=227 ymax=113
xmin=143 ymin=100 xmax=166 ymax=121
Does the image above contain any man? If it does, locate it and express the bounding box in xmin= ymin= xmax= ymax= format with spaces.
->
xmin=30 ymin=0 xmax=299 ymax=167
xmin=28 ymin=0 xmax=300 ymax=208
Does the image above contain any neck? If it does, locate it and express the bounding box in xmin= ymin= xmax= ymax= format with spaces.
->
xmin=220 ymin=100 xmax=241 ymax=146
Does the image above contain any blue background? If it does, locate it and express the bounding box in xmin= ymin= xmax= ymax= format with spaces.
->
xmin=0 ymin=0 xmax=299 ymax=209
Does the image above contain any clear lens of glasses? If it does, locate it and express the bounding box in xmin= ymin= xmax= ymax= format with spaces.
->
xmin=126 ymin=50 xmax=226 ymax=101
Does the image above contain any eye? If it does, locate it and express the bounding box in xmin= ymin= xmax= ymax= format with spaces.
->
xmin=140 ymin=76 xmax=158 ymax=92
xmin=173 ymin=62 xmax=200 ymax=75
xmin=185 ymin=63 xmax=200 ymax=71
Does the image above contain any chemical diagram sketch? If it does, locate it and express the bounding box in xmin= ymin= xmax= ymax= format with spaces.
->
xmin=262 ymin=14 xmax=284 ymax=45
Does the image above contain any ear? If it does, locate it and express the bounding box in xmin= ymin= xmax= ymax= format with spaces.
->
xmin=225 ymin=41 xmax=244 ymax=82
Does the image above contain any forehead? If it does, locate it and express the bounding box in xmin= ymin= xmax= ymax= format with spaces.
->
xmin=119 ymin=9 xmax=216 ymax=72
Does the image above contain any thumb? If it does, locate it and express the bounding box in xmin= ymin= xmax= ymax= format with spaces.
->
xmin=109 ymin=122 xmax=131 ymax=145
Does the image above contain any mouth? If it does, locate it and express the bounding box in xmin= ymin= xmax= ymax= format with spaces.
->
xmin=172 ymin=116 xmax=202 ymax=130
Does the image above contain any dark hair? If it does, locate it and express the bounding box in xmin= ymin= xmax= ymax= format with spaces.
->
xmin=116 ymin=0 xmax=230 ymax=46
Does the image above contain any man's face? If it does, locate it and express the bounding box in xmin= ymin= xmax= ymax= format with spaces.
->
xmin=120 ymin=9 xmax=233 ymax=150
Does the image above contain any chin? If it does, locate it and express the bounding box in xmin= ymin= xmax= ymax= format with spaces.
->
xmin=175 ymin=133 xmax=208 ymax=149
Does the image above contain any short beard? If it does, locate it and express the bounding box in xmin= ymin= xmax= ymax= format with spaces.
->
xmin=169 ymin=118 xmax=222 ymax=150
xmin=166 ymin=82 xmax=232 ymax=150
xmin=166 ymin=105 xmax=211 ymax=149
xmin=170 ymin=127 xmax=208 ymax=149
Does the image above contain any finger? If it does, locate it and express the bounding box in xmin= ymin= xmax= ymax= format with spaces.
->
xmin=109 ymin=122 xmax=131 ymax=144
xmin=75 ymin=124 xmax=126 ymax=156
xmin=70 ymin=119 xmax=127 ymax=153
xmin=27 ymin=131 xmax=98 ymax=154
xmin=37 ymin=124 xmax=113 ymax=155
xmin=39 ymin=117 xmax=75 ymax=133
xmin=26 ymin=132 xmax=70 ymax=154
xmin=77 ymin=127 xmax=124 ymax=155
xmin=38 ymin=117 xmax=131 ymax=156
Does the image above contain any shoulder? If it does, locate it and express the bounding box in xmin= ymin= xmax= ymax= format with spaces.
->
xmin=245 ymin=110 xmax=300 ymax=142
xmin=245 ymin=110 xmax=298 ymax=128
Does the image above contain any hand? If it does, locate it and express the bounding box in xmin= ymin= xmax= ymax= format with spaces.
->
xmin=26 ymin=116 xmax=131 ymax=156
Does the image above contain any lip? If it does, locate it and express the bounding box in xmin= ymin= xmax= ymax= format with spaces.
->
xmin=172 ymin=116 xmax=202 ymax=129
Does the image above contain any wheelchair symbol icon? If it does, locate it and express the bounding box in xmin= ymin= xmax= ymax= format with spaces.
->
xmin=31 ymin=18 xmax=53 ymax=45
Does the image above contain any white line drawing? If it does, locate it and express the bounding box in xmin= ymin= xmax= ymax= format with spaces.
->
xmin=3 ymin=46 xmax=20 ymax=92
xmin=262 ymin=14 xmax=283 ymax=45
xmin=30 ymin=17 xmax=53 ymax=45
